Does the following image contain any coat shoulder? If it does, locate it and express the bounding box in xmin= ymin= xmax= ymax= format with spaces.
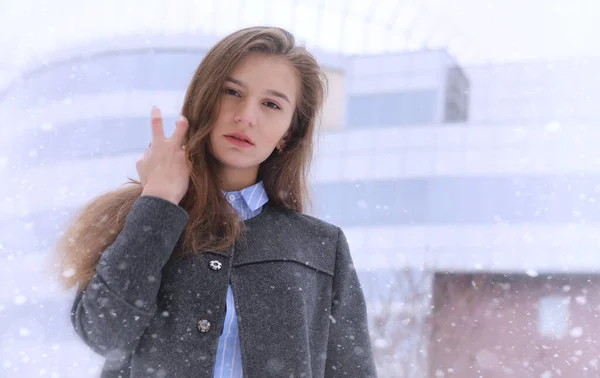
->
xmin=268 ymin=205 xmax=342 ymax=239
xmin=241 ymin=205 xmax=344 ymax=275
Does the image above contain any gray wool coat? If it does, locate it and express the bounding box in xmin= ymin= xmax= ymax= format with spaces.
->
xmin=71 ymin=196 xmax=377 ymax=377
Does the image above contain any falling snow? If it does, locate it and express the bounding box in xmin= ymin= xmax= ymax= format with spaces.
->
xmin=1 ymin=2 xmax=600 ymax=378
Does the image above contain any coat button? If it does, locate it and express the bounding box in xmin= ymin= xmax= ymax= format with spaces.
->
xmin=197 ymin=319 xmax=211 ymax=333
xmin=209 ymin=260 xmax=222 ymax=271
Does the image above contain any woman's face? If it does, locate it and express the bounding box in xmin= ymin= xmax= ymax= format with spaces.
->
xmin=209 ymin=52 xmax=300 ymax=186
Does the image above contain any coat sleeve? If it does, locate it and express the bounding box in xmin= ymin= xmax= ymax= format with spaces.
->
xmin=70 ymin=195 xmax=189 ymax=357
xmin=325 ymin=227 xmax=378 ymax=377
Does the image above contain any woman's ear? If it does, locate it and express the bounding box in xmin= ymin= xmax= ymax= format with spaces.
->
xmin=277 ymin=127 xmax=292 ymax=153
xmin=276 ymin=138 xmax=287 ymax=154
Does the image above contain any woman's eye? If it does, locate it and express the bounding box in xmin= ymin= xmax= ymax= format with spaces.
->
xmin=225 ymin=88 xmax=240 ymax=97
xmin=264 ymin=102 xmax=281 ymax=110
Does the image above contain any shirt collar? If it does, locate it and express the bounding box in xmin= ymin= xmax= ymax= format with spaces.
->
xmin=222 ymin=181 xmax=269 ymax=211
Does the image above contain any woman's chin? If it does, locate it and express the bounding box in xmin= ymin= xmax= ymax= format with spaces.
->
xmin=216 ymin=156 xmax=260 ymax=172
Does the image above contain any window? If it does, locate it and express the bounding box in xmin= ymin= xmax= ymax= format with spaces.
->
xmin=11 ymin=115 xmax=177 ymax=167
xmin=347 ymin=89 xmax=438 ymax=128
xmin=537 ymin=295 xmax=570 ymax=338
xmin=3 ymin=50 xmax=205 ymax=108
xmin=347 ymin=94 xmax=380 ymax=126
xmin=311 ymin=179 xmax=428 ymax=227
xmin=310 ymin=173 xmax=600 ymax=226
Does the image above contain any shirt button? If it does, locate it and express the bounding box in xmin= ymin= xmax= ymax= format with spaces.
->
xmin=209 ymin=260 xmax=222 ymax=271
xmin=197 ymin=319 xmax=211 ymax=333
xmin=228 ymin=194 xmax=236 ymax=202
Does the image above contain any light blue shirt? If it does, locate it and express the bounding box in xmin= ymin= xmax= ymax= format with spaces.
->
xmin=213 ymin=181 xmax=268 ymax=378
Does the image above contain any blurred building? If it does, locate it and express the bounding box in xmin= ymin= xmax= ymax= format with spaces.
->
xmin=1 ymin=33 xmax=600 ymax=378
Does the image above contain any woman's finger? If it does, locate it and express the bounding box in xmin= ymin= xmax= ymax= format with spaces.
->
xmin=150 ymin=107 xmax=165 ymax=140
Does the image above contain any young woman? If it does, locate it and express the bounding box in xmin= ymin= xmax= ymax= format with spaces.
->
xmin=54 ymin=26 xmax=377 ymax=377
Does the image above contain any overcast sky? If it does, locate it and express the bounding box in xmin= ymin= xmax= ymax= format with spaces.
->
xmin=0 ymin=0 xmax=599 ymax=81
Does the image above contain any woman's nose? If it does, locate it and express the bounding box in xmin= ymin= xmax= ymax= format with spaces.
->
xmin=233 ymin=101 xmax=258 ymax=127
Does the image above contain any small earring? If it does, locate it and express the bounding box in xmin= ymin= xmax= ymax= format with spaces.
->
xmin=277 ymin=142 xmax=286 ymax=154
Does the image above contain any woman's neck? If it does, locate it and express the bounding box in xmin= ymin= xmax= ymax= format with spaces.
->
xmin=217 ymin=166 xmax=259 ymax=192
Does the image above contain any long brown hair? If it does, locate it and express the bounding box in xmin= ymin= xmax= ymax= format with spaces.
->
xmin=53 ymin=27 xmax=327 ymax=291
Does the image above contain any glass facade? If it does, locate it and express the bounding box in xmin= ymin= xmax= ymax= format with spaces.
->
xmin=2 ymin=51 xmax=205 ymax=106
xmin=5 ymin=173 xmax=600 ymax=257
xmin=312 ymin=174 xmax=600 ymax=226
xmin=347 ymin=90 xmax=438 ymax=127
xmin=537 ymin=295 xmax=570 ymax=339
xmin=11 ymin=116 xmax=174 ymax=167
xmin=344 ymin=50 xmax=470 ymax=128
